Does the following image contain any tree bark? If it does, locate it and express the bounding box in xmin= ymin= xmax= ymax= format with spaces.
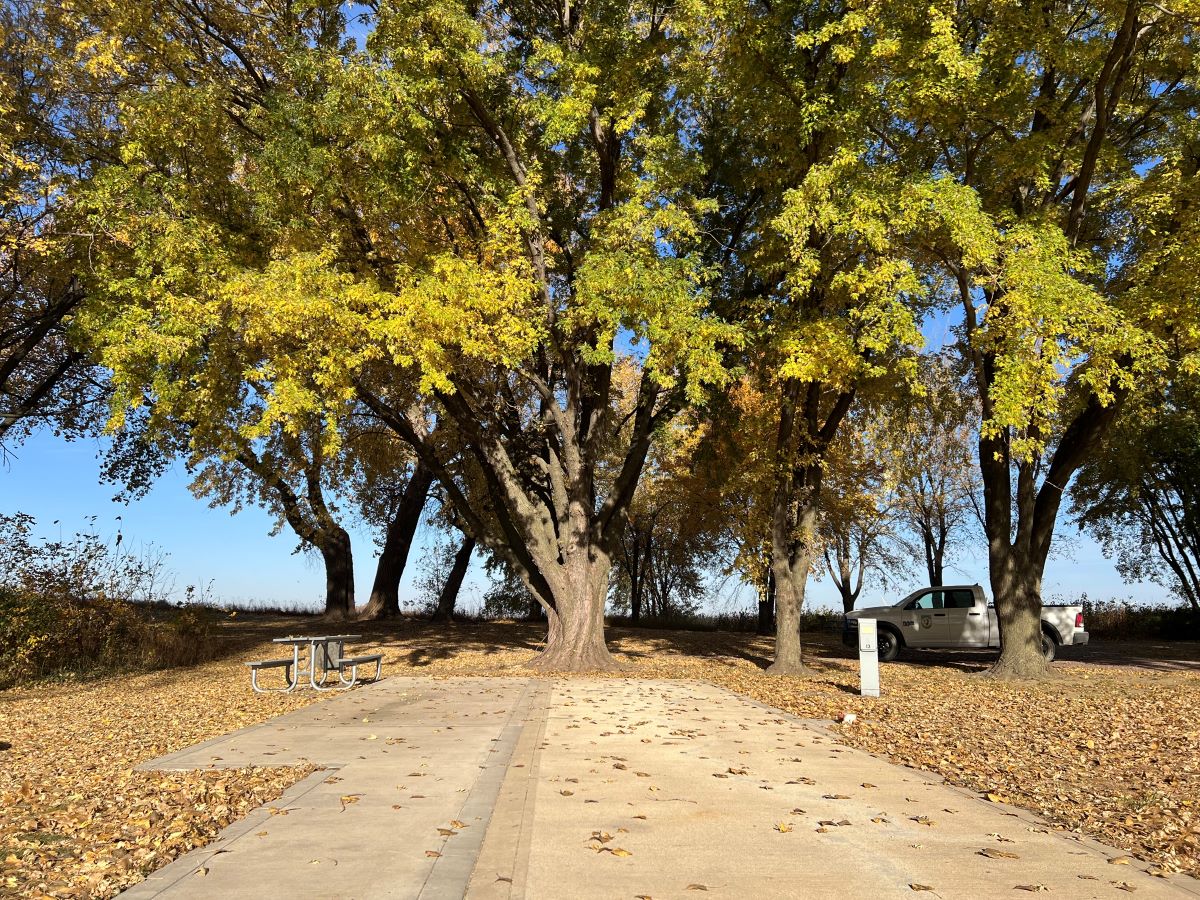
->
xmin=319 ymin=526 xmax=355 ymax=620
xmin=981 ymin=393 xmax=1122 ymax=678
xmin=356 ymin=373 xmax=679 ymax=674
xmin=432 ymin=534 xmax=475 ymax=622
xmin=765 ymin=378 xmax=853 ymax=675
xmin=757 ymin=567 xmax=776 ymax=635
xmin=985 ymin=543 xmax=1047 ymax=678
xmin=922 ymin=519 xmax=947 ymax=587
xmin=524 ymin=547 xmax=618 ymax=671
xmin=769 ymin=502 xmax=819 ymax=675
xmin=360 ymin=462 xmax=434 ymax=619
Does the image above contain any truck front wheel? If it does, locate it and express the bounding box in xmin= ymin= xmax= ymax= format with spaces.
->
xmin=1041 ymin=632 xmax=1057 ymax=663
xmin=878 ymin=627 xmax=901 ymax=662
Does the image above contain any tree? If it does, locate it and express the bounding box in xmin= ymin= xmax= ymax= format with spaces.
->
xmin=221 ymin=422 xmax=357 ymax=619
xmin=80 ymin=0 xmax=736 ymax=671
xmin=612 ymin=412 xmax=723 ymax=622
xmin=701 ymin=1 xmax=926 ymax=674
xmin=819 ymin=411 xmax=904 ymax=612
xmin=1074 ymin=379 xmax=1200 ymax=610
xmin=0 ymin=0 xmax=106 ymax=446
xmin=105 ymin=407 xmax=365 ymax=619
xmin=687 ymin=380 xmax=777 ymax=633
xmin=892 ymin=355 xmax=981 ymax=588
xmin=353 ymin=444 xmax=436 ymax=620
xmin=432 ymin=533 xmax=476 ymax=623
xmin=879 ymin=0 xmax=1198 ymax=676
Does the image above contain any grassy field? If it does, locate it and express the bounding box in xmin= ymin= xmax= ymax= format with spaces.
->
xmin=2 ymin=616 xmax=1198 ymax=897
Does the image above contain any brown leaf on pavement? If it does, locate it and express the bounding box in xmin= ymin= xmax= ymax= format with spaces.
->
xmin=979 ymin=848 xmax=1020 ymax=859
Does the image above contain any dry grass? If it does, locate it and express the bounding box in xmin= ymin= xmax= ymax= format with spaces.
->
xmin=2 ymin=617 xmax=1198 ymax=897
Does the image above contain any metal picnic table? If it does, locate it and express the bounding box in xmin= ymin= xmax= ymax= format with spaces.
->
xmin=245 ymin=634 xmax=382 ymax=692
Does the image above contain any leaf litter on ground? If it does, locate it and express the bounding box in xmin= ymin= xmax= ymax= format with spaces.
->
xmin=2 ymin=617 xmax=1199 ymax=897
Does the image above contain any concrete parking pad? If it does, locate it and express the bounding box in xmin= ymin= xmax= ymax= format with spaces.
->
xmin=122 ymin=677 xmax=1200 ymax=900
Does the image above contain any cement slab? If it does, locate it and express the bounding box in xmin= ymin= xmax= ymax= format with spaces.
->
xmin=122 ymin=677 xmax=1200 ymax=900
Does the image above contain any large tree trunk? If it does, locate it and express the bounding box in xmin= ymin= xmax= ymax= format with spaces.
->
xmin=980 ymin=393 xmax=1120 ymax=678
xmin=320 ymin=527 xmax=355 ymax=620
xmin=768 ymin=503 xmax=819 ymax=675
xmin=764 ymin=379 xmax=852 ymax=676
xmin=757 ymin=567 xmax=776 ymax=635
xmin=360 ymin=463 xmax=434 ymax=619
xmin=986 ymin=543 xmax=1047 ymax=678
xmin=356 ymin=368 xmax=679 ymax=675
xmin=525 ymin=547 xmax=618 ymax=672
xmin=432 ymin=534 xmax=475 ymax=622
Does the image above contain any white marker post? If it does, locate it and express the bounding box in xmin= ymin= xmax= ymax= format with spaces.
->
xmin=858 ymin=618 xmax=880 ymax=698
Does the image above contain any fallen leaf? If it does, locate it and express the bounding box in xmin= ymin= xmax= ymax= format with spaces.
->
xmin=980 ymin=848 xmax=1020 ymax=859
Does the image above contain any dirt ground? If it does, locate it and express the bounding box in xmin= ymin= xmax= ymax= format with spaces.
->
xmin=2 ymin=616 xmax=1198 ymax=898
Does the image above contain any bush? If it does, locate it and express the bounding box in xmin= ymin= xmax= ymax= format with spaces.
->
xmin=0 ymin=588 xmax=219 ymax=687
xmin=607 ymin=606 xmax=844 ymax=633
xmin=0 ymin=514 xmax=219 ymax=687
xmin=1080 ymin=597 xmax=1200 ymax=641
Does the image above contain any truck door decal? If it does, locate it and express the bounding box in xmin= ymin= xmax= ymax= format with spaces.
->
xmin=920 ymin=615 xmax=932 ymax=629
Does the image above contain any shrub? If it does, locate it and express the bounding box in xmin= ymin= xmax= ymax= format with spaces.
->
xmin=1080 ymin=597 xmax=1200 ymax=641
xmin=0 ymin=514 xmax=219 ymax=687
xmin=607 ymin=606 xmax=844 ymax=633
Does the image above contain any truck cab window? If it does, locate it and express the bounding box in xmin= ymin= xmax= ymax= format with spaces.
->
xmin=946 ymin=590 xmax=975 ymax=609
xmin=907 ymin=591 xmax=944 ymax=610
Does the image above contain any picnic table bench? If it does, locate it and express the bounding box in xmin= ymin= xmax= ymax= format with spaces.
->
xmin=246 ymin=634 xmax=382 ymax=693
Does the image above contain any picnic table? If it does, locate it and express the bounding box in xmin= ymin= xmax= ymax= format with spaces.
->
xmin=246 ymin=634 xmax=382 ymax=693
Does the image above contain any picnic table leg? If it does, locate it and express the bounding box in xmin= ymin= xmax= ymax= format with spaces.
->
xmin=284 ymin=643 xmax=301 ymax=692
xmin=310 ymin=640 xmax=337 ymax=691
xmin=308 ymin=641 xmax=321 ymax=690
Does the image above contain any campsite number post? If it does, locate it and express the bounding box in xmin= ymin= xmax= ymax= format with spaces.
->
xmin=858 ymin=618 xmax=880 ymax=698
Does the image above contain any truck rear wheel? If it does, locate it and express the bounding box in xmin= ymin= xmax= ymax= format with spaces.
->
xmin=878 ymin=627 xmax=901 ymax=662
xmin=1041 ymin=632 xmax=1057 ymax=663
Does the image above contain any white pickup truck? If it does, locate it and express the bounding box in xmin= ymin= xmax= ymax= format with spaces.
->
xmin=842 ymin=584 xmax=1089 ymax=662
